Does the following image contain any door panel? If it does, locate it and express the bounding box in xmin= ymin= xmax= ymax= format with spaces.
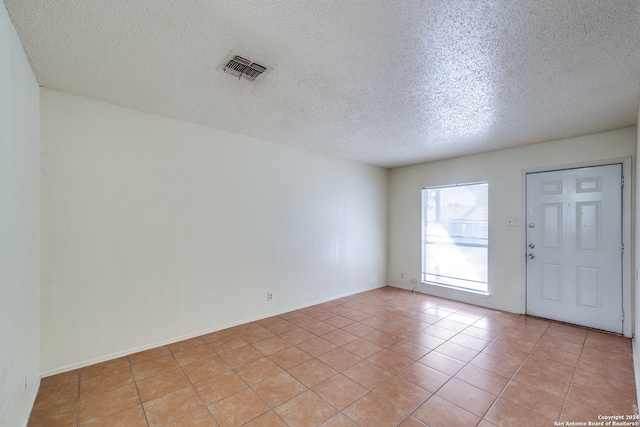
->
xmin=526 ymin=164 xmax=622 ymax=333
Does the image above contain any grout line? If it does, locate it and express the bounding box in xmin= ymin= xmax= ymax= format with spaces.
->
xmin=482 ymin=317 xmax=551 ymax=423
xmin=128 ymin=360 xmax=150 ymax=427
xmin=76 ymin=370 xmax=81 ymax=427
xmin=557 ymin=334 xmax=586 ymax=422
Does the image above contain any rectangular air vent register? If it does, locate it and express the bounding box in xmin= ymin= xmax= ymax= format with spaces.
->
xmin=218 ymin=51 xmax=268 ymax=82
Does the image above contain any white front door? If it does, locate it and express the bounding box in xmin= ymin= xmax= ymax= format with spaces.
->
xmin=526 ymin=164 xmax=623 ymax=333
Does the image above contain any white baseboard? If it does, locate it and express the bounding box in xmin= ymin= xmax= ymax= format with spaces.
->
xmin=20 ymin=377 xmax=41 ymax=427
xmin=634 ymin=338 xmax=640 ymax=415
xmin=40 ymin=283 xmax=387 ymax=378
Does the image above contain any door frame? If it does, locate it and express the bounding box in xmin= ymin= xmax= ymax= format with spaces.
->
xmin=521 ymin=157 xmax=632 ymax=337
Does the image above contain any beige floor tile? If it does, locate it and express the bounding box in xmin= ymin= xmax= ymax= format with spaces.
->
xmin=341 ymin=322 xmax=376 ymax=337
xmin=398 ymin=362 xmax=450 ymax=393
xmin=313 ymin=374 xmax=368 ymax=410
xmin=253 ymin=372 xmax=307 ymax=407
xmin=275 ymin=390 xmax=338 ymax=426
xmin=80 ymin=357 xmax=130 ymax=380
xmin=287 ymin=314 xmax=318 ymax=328
xmin=322 ymin=329 xmax=358 ymax=346
xmin=297 ymin=337 xmax=338 ymax=357
xmin=193 ymin=370 xmax=247 ymax=404
xmin=209 ymin=388 xmax=270 ymax=427
xmin=28 ymin=403 xmax=77 ymax=427
xmin=143 ymin=386 xmax=203 ymax=427
xmin=251 ymin=336 xmax=292 ymax=356
xmin=257 ymin=318 xmax=296 ymax=335
xmin=243 ymin=411 xmax=288 ymax=427
xmin=317 ymin=348 xmax=363 ymax=372
xmin=31 ymin=381 xmax=79 ymax=416
xmin=281 ymin=328 xmax=316 ymax=345
xmin=172 ymin=344 xmax=215 ymax=367
xmin=219 ymin=345 xmax=264 ymax=368
xmin=482 ymin=340 xmax=530 ymax=364
xmin=577 ymin=356 xmax=636 ymax=385
xmin=387 ymin=340 xmax=430 ymax=360
xmin=455 ymin=364 xmax=509 ymax=395
xmin=405 ymin=331 xmax=446 ymax=349
xmin=434 ymin=341 xmax=480 ymax=363
xmin=435 ymin=378 xmax=496 ymax=417
xmin=207 ymin=334 xmax=248 ymax=354
xmin=38 ymin=370 xmax=80 ymax=392
xmin=530 ymin=343 xmax=580 ymax=366
xmin=342 ymin=360 xmax=393 ymax=389
xmin=235 ymin=357 xmax=284 ymax=385
xmin=413 ymin=395 xmax=480 ymax=427
xmin=269 ymin=346 xmax=314 ymax=370
xmin=79 ymin=367 xmax=134 ymax=400
xmin=167 ymin=337 xmax=206 ymax=353
xmin=485 ymin=398 xmax=554 ymax=427
xmin=468 ymin=352 xmax=520 ymax=378
xmin=568 ymin=382 xmax=637 ymax=415
xmin=78 ymin=383 xmax=140 ymax=425
xmin=362 ymin=330 xmax=402 ymax=348
xmin=459 ymin=325 xmax=501 ymax=342
xmin=398 ymin=417 xmax=429 ymax=427
xmin=288 ymin=359 xmax=337 ymax=387
xmin=304 ymin=321 xmax=337 ymax=336
xmin=324 ymin=315 xmax=355 ymax=328
xmin=512 ymin=357 xmax=573 ymax=397
xmin=417 ymin=350 xmax=466 ymax=376
xmin=162 ymin=408 xmax=217 ymax=427
xmin=367 ymin=349 xmax=413 ymax=373
xmin=320 ymin=413 xmax=359 ymax=426
xmin=136 ymin=368 xmax=190 ymax=402
xmin=341 ymin=338 xmax=383 ymax=359
xmin=130 ymin=354 xmax=178 ymax=381
xmin=80 ymin=405 xmax=146 ymax=427
xmin=422 ymin=325 xmax=459 ymax=340
xmin=537 ymin=335 xmax=583 ymax=355
xmin=500 ymin=380 xmax=564 ymax=420
xmin=373 ymin=376 xmax=431 ymax=413
xmin=343 ymin=393 xmax=408 ymax=426
xmin=236 ymin=327 xmax=275 ymax=344
xmin=560 ymin=400 xmax=604 ymax=423
xmin=181 ymin=355 xmax=230 ymax=383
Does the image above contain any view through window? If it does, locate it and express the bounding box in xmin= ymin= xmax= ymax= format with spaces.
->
xmin=422 ymin=182 xmax=488 ymax=293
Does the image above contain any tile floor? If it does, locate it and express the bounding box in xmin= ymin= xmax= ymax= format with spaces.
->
xmin=28 ymin=287 xmax=637 ymax=427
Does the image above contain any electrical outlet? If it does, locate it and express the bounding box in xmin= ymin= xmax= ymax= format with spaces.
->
xmin=267 ymin=292 xmax=273 ymax=302
xmin=400 ymin=272 xmax=404 ymax=278
xmin=410 ymin=279 xmax=417 ymax=284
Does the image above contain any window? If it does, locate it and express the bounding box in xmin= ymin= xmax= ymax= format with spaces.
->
xmin=422 ymin=182 xmax=488 ymax=293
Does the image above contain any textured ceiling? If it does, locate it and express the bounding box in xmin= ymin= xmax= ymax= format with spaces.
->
xmin=5 ymin=0 xmax=640 ymax=168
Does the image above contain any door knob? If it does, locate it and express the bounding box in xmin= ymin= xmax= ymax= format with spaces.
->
xmin=528 ymin=253 xmax=535 ymax=259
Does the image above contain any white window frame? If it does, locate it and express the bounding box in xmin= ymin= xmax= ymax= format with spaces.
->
xmin=421 ymin=182 xmax=489 ymax=295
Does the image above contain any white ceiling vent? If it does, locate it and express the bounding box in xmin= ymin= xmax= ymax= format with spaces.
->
xmin=218 ymin=51 xmax=268 ymax=82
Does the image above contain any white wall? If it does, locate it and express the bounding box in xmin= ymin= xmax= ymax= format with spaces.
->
xmin=388 ymin=128 xmax=636 ymax=314
xmin=0 ymin=4 xmax=41 ymax=427
xmin=40 ymin=89 xmax=388 ymax=374
xmin=635 ymin=105 xmax=640 ymax=411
